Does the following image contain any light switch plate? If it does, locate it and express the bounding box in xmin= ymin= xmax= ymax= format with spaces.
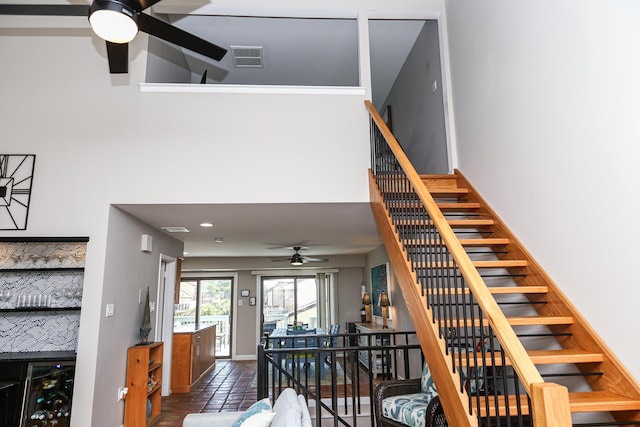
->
xmin=149 ymin=302 xmax=156 ymax=312
xmin=106 ymin=303 xmax=115 ymax=317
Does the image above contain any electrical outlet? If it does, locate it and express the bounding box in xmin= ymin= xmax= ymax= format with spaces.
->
xmin=149 ymin=302 xmax=155 ymax=312
xmin=105 ymin=303 xmax=115 ymax=317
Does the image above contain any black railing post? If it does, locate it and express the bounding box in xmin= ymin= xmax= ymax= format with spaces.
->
xmin=257 ymin=343 xmax=267 ymax=399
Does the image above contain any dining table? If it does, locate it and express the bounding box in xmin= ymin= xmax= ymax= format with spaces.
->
xmin=269 ymin=327 xmax=327 ymax=376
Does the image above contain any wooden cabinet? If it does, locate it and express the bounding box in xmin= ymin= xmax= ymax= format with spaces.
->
xmin=355 ymin=323 xmax=394 ymax=378
xmin=124 ymin=342 xmax=163 ymax=427
xmin=171 ymin=324 xmax=216 ymax=393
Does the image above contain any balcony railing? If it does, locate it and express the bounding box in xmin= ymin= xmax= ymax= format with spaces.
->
xmin=257 ymin=329 xmax=421 ymax=427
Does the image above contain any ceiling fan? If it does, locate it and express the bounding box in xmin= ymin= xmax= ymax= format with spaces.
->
xmin=0 ymin=1 xmax=227 ymax=74
xmin=271 ymin=246 xmax=328 ymax=266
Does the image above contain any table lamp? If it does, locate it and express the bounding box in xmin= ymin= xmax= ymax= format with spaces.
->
xmin=362 ymin=292 xmax=371 ymax=322
xmin=380 ymin=291 xmax=390 ymax=329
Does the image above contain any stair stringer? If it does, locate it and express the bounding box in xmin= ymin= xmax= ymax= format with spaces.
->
xmin=370 ymin=170 xmax=477 ymax=427
xmin=452 ymin=170 xmax=640 ymax=409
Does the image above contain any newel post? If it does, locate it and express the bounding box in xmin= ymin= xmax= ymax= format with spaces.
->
xmin=530 ymin=382 xmax=572 ymax=426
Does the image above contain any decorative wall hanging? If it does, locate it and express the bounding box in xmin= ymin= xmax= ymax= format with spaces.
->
xmin=371 ymin=262 xmax=391 ymax=319
xmin=0 ymin=154 xmax=36 ymax=230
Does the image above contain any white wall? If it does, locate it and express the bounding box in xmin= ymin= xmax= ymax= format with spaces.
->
xmin=445 ymin=1 xmax=640 ymax=380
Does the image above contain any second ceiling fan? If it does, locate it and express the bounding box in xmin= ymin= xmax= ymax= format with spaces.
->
xmin=272 ymin=246 xmax=328 ymax=266
xmin=0 ymin=0 xmax=227 ymax=74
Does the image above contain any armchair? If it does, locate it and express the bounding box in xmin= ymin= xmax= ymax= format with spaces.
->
xmin=374 ymin=363 xmax=446 ymax=427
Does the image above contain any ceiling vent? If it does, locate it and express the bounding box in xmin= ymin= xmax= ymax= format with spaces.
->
xmin=161 ymin=226 xmax=190 ymax=233
xmin=231 ymin=46 xmax=263 ymax=68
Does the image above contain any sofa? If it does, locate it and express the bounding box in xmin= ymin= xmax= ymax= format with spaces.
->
xmin=182 ymin=387 xmax=311 ymax=427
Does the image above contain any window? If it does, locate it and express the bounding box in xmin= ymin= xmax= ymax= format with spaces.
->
xmin=261 ymin=276 xmax=316 ymax=335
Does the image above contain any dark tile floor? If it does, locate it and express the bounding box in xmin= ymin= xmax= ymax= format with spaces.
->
xmin=157 ymin=360 xmax=258 ymax=427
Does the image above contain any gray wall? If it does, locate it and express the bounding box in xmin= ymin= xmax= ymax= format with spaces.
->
xmin=383 ymin=20 xmax=449 ymax=174
xmin=364 ymin=245 xmax=422 ymax=379
xmin=94 ymin=207 xmax=183 ymax=426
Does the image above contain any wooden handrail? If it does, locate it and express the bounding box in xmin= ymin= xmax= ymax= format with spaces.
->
xmin=365 ymin=100 xmax=571 ymax=426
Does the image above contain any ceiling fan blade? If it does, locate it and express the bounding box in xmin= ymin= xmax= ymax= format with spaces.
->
xmin=0 ymin=4 xmax=89 ymax=16
xmin=130 ymin=0 xmax=164 ymax=12
xmin=137 ymin=13 xmax=227 ymax=62
xmin=106 ymin=41 xmax=128 ymax=73
xmin=303 ymin=257 xmax=328 ymax=262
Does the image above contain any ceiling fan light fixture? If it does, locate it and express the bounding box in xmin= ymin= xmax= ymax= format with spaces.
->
xmin=290 ymin=253 xmax=304 ymax=266
xmin=89 ymin=0 xmax=138 ymax=44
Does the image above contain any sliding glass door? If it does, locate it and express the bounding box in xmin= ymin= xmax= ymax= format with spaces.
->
xmin=261 ymin=276 xmax=317 ymax=336
xmin=175 ymin=277 xmax=233 ymax=358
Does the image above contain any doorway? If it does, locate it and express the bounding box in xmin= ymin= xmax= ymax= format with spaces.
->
xmin=175 ymin=276 xmax=234 ymax=358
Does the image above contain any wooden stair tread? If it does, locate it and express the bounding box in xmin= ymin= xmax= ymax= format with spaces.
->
xmin=437 ymin=202 xmax=482 ymax=211
xmin=406 ymin=237 xmax=510 ymax=246
xmin=428 ymin=188 xmax=469 ymax=197
xmin=419 ymin=260 xmax=528 ymax=269
xmin=464 ymin=349 xmax=604 ymax=367
xmin=447 ymin=315 xmax=573 ymax=328
xmin=428 ymin=285 xmax=548 ymax=295
xmin=474 ymin=392 xmax=640 ymax=416
xmin=568 ymin=391 xmax=640 ymax=412
xmin=397 ymin=218 xmax=495 ymax=227
xmin=392 ymin=201 xmax=481 ymax=211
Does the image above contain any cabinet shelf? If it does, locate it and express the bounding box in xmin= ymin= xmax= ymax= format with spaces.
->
xmin=0 ymin=307 xmax=81 ymax=313
xmin=125 ymin=342 xmax=163 ymax=427
xmin=0 ymin=267 xmax=85 ymax=273
xmin=355 ymin=323 xmax=395 ymax=379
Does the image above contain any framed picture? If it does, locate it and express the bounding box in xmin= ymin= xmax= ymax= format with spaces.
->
xmin=371 ymin=263 xmax=391 ymax=319
xmin=249 ymin=297 xmax=256 ymax=306
xmin=240 ymin=289 xmax=250 ymax=297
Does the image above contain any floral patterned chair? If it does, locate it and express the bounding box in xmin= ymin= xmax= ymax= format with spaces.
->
xmin=374 ymin=363 xmax=446 ymax=427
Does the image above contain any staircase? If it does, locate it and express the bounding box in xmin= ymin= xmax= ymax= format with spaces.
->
xmin=365 ymin=100 xmax=640 ymax=427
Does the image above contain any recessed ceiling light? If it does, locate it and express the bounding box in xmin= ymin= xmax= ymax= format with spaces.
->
xmin=183 ymin=251 xmax=189 ymax=255
xmin=200 ymin=222 xmax=213 ymax=228
xmin=161 ymin=226 xmax=190 ymax=233
xmin=214 ymin=237 xmax=224 ymax=243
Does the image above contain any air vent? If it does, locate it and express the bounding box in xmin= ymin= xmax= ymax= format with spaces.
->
xmin=231 ymin=46 xmax=263 ymax=68
xmin=161 ymin=226 xmax=190 ymax=233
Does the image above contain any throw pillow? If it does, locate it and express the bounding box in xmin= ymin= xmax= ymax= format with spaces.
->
xmin=231 ymin=398 xmax=275 ymax=427
xmin=420 ymin=363 xmax=438 ymax=402
xmin=297 ymin=394 xmax=312 ymax=427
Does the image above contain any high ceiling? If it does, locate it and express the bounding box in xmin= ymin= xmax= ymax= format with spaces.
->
xmin=148 ymin=14 xmax=426 ymax=109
